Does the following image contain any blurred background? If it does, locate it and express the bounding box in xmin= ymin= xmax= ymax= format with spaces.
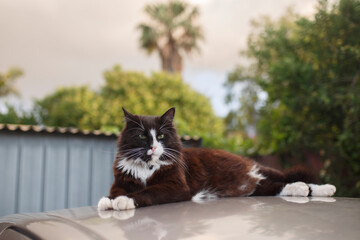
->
xmin=0 ymin=0 xmax=359 ymax=212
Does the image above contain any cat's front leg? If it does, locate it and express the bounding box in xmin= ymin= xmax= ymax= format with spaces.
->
xmin=125 ymin=184 xmax=191 ymax=209
xmin=109 ymin=184 xmax=190 ymax=210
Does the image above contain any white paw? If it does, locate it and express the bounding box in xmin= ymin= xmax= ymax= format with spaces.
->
xmin=112 ymin=196 xmax=136 ymax=211
xmin=279 ymin=182 xmax=309 ymax=197
xmin=309 ymin=184 xmax=336 ymax=197
xmin=97 ymin=197 xmax=113 ymax=210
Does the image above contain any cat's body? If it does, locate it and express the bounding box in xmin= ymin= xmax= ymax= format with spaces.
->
xmin=98 ymin=108 xmax=336 ymax=211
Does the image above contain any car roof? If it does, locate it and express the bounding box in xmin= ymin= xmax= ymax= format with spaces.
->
xmin=1 ymin=197 xmax=360 ymax=240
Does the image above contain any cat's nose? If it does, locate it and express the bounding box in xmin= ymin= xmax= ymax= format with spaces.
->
xmin=152 ymin=146 xmax=157 ymax=152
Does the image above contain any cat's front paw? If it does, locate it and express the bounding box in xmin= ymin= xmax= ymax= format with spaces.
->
xmin=279 ymin=182 xmax=309 ymax=197
xmin=308 ymin=184 xmax=336 ymax=197
xmin=112 ymin=196 xmax=136 ymax=211
xmin=98 ymin=197 xmax=113 ymax=210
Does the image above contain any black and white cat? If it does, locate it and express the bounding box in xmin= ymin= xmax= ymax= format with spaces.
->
xmin=98 ymin=108 xmax=336 ymax=211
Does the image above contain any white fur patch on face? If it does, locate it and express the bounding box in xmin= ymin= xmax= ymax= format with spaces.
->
xmin=112 ymin=196 xmax=135 ymax=211
xmin=97 ymin=196 xmax=113 ymax=211
xmin=279 ymin=182 xmax=310 ymax=197
xmin=248 ymin=165 xmax=266 ymax=184
xmin=192 ymin=189 xmax=218 ymax=203
xmin=308 ymin=184 xmax=336 ymax=197
xmin=149 ymin=129 xmax=164 ymax=159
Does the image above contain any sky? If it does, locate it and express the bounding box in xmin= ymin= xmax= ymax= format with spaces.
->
xmin=0 ymin=0 xmax=318 ymax=117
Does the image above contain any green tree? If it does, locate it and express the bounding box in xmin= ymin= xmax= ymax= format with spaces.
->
xmin=36 ymin=66 xmax=225 ymax=143
xmin=99 ymin=65 xmax=224 ymax=136
xmin=0 ymin=67 xmax=36 ymax=125
xmin=0 ymin=67 xmax=23 ymax=97
xmin=137 ymin=0 xmax=204 ymax=73
xmin=226 ymin=0 xmax=360 ymax=196
xmin=36 ymin=86 xmax=102 ymax=130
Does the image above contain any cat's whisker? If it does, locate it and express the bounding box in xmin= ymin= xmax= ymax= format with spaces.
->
xmin=162 ymin=150 xmax=178 ymax=159
xmin=162 ymin=151 xmax=188 ymax=174
xmin=121 ymin=150 xmax=141 ymax=155
xmin=164 ymin=148 xmax=182 ymax=155
xmin=121 ymin=148 xmax=145 ymax=159
xmin=161 ymin=152 xmax=176 ymax=162
xmin=125 ymin=152 xmax=143 ymax=159
xmin=121 ymin=148 xmax=145 ymax=153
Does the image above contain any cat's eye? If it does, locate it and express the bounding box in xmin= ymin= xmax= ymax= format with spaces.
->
xmin=157 ymin=134 xmax=164 ymax=140
xmin=139 ymin=134 xmax=147 ymax=140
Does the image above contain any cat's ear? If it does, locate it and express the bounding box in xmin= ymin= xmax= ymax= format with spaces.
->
xmin=122 ymin=107 xmax=136 ymax=121
xmin=160 ymin=107 xmax=175 ymax=122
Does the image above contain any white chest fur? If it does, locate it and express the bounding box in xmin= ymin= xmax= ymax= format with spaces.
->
xmin=117 ymin=158 xmax=160 ymax=186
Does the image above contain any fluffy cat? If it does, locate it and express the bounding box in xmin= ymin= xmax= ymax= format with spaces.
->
xmin=98 ymin=108 xmax=336 ymax=211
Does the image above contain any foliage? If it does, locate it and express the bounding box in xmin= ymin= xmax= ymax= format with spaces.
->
xmin=226 ymin=0 xmax=360 ymax=196
xmin=100 ymin=66 xmax=223 ymax=136
xmin=0 ymin=67 xmax=23 ymax=97
xmin=36 ymin=86 xmax=102 ymax=130
xmin=36 ymin=66 xmax=226 ymax=147
xmin=0 ymin=67 xmax=36 ymax=125
xmin=0 ymin=103 xmax=37 ymax=125
xmin=137 ymin=0 xmax=204 ymax=73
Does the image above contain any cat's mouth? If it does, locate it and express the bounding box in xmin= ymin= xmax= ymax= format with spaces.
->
xmin=143 ymin=152 xmax=162 ymax=163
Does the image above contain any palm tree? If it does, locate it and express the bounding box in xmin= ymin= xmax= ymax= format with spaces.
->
xmin=137 ymin=0 xmax=204 ymax=74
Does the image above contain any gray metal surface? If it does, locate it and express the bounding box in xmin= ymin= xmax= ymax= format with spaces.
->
xmin=0 ymin=197 xmax=359 ymax=240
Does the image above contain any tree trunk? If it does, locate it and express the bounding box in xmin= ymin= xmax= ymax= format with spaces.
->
xmin=159 ymin=42 xmax=182 ymax=74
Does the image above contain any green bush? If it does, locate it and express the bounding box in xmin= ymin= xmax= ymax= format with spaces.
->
xmin=36 ymin=65 xmax=228 ymax=148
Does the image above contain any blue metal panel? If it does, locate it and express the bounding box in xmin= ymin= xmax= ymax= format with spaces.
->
xmin=18 ymin=135 xmax=44 ymax=213
xmin=0 ymin=134 xmax=19 ymax=216
xmin=90 ymin=140 xmax=116 ymax=205
xmin=67 ymin=137 xmax=91 ymax=208
xmin=0 ymin=131 xmax=118 ymax=216
xmin=43 ymin=136 xmax=68 ymax=211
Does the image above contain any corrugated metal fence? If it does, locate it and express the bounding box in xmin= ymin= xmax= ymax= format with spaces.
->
xmin=0 ymin=124 xmax=201 ymax=217
xmin=0 ymin=131 xmax=117 ymax=217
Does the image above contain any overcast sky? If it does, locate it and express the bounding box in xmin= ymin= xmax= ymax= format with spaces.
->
xmin=0 ymin=0 xmax=318 ymax=117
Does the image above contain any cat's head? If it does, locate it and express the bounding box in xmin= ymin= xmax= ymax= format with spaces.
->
xmin=117 ymin=107 xmax=182 ymax=168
